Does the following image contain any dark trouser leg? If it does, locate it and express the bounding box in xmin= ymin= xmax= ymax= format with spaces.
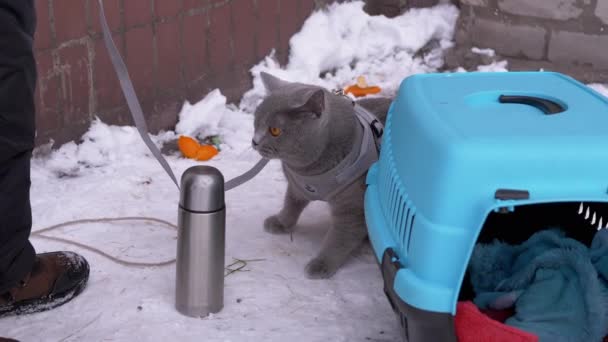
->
xmin=0 ymin=0 xmax=37 ymax=293
xmin=0 ymin=153 xmax=35 ymax=293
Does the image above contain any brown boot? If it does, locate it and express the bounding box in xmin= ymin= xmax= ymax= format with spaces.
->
xmin=0 ymin=251 xmax=89 ymax=318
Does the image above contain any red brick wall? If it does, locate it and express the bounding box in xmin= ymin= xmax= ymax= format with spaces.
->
xmin=33 ymin=0 xmax=316 ymax=146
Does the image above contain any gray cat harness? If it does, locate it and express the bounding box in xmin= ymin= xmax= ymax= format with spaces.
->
xmin=283 ymin=104 xmax=384 ymax=201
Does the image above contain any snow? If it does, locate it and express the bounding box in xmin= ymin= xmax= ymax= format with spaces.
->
xmin=3 ymin=1 xmax=608 ymax=341
xmin=588 ymin=83 xmax=608 ymax=98
xmin=475 ymin=60 xmax=509 ymax=72
xmin=175 ymin=89 xmax=227 ymax=139
xmin=240 ymin=1 xmax=460 ymax=111
xmin=471 ymin=46 xmax=496 ymax=57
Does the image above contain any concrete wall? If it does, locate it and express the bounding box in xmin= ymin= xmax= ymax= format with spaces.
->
xmin=446 ymin=0 xmax=608 ymax=82
xmin=33 ymin=0 xmax=315 ymax=146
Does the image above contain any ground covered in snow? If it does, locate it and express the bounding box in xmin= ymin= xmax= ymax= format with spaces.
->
xmin=3 ymin=2 xmax=608 ymax=341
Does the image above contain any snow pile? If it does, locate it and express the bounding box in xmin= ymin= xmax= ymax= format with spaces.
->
xmin=240 ymin=2 xmax=460 ymax=111
xmin=41 ymin=119 xmax=175 ymax=178
xmin=175 ymin=89 xmax=227 ymax=138
xmin=476 ymin=60 xmax=508 ymax=72
xmin=176 ymin=90 xmax=254 ymax=153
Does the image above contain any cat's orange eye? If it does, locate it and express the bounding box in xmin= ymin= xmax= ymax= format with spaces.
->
xmin=269 ymin=127 xmax=282 ymax=137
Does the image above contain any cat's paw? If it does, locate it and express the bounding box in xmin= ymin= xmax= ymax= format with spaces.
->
xmin=264 ymin=215 xmax=293 ymax=234
xmin=305 ymin=257 xmax=336 ymax=279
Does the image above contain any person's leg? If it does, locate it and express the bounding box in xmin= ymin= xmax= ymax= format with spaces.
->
xmin=0 ymin=0 xmax=37 ymax=294
xmin=0 ymin=1 xmax=89 ymax=318
xmin=0 ymin=153 xmax=35 ymax=293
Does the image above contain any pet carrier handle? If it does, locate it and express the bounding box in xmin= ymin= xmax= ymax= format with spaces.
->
xmin=498 ymin=95 xmax=565 ymax=115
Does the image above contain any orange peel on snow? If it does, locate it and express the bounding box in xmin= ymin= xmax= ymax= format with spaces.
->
xmin=178 ymin=135 xmax=219 ymax=161
xmin=344 ymin=76 xmax=381 ymax=97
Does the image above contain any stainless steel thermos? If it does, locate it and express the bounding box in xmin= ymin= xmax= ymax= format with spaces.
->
xmin=175 ymin=166 xmax=226 ymax=317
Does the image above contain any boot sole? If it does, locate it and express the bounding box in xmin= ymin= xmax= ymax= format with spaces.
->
xmin=0 ymin=265 xmax=90 ymax=318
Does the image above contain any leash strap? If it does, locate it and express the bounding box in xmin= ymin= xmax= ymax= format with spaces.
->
xmin=98 ymin=0 xmax=180 ymax=189
xmin=224 ymin=158 xmax=269 ymax=191
xmin=97 ymin=0 xmax=267 ymax=191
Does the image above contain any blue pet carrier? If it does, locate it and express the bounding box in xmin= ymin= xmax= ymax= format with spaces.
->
xmin=364 ymin=71 xmax=608 ymax=341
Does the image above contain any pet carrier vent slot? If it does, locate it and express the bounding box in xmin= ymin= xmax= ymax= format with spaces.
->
xmin=407 ymin=214 xmax=416 ymax=252
xmin=402 ymin=208 xmax=411 ymax=247
xmin=376 ymin=150 xmax=420 ymax=253
xmin=396 ymin=195 xmax=405 ymax=242
xmin=390 ymin=183 xmax=399 ymax=227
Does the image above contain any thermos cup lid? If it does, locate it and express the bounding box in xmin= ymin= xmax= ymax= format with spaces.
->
xmin=179 ymin=166 xmax=225 ymax=212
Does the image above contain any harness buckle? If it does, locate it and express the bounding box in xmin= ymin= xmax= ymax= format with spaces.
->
xmin=371 ymin=119 xmax=384 ymax=138
xmin=332 ymin=88 xmax=346 ymax=96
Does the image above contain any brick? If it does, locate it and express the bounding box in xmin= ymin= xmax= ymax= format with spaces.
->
xmin=596 ymin=0 xmax=608 ymax=25
xmin=233 ymin=64 xmax=254 ymax=98
xmin=460 ymin=0 xmax=487 ymax=6
xmin=124 ymin=0 xmax=152 ymax=27
xmin=94 ymin=34 xmax=127 ymax=112
xmin=300 ymin=0 xmax=316 ymax=17
xmin=184 ymin=0 xmax=208 ymax=12
xmin=95 ymin=107 xmax=130 ymax=126
xmin=211 ymin=68 xmax=239 ymax=102
xmin=53 ymin=0 xmax=88 ymax=42
xmin=125 ymin=26 xmax=155 ymax=100
xmin=148 ymin=90 xmax=181 ymax=131
xmin=34 ymin=0 xmax=53 ymax=50
xmin=34 ymin=51 xmax=62 ymax=135
xmin=35 ymin=49 xmax=55 ymax=80
xmin=407 ymin=0 xmax=439 ymax=8
xmin=208 ymin=3 xmax=233 ymax=73
xmin=90 ymin=0 xmax=122 ymax=34
xmin=139 ymin=97 xmax=157 ymax=124
xmin=182 ymin=13 xmax=208 ymax=81
xmin=549 ymin=30 xmax=608 ymax=69
xmin=471 ymin=17 xmax=546 ymax=60
xmin=36 ymin=75 xmax=63 ymax=144
xmin=56 ymin=123 xmax=90 ymax=145
xmin=40 ymin=73 xmax=63 ymax=118
xmin=231 ymin=0 xmax=256 ymax=66
xmin=186 ymin=76 xmax=214 ymax=104
xmin=498 ymin=0 xmax=582 ymax=20
xmin=155 ymin=0 xmax=182 ymax=18
xmin=156 ymin=21 xmax=182 ymax=88
xmin=364 ymin=0 xmax=401 ymax=16
xmin=278 ymin=0 xmax=299 ymax=63
xmin=294 ymin=0 xmax=310 ymax=29
xmin=34 ymin=83 xmax=42 ymax=130
xmin=56 ymin=43 xmax=91 ymax=124
xmin=256 ymin=0 xmax=279 ymax=59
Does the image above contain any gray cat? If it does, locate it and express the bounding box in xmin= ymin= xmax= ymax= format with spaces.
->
xmin=252 ymin=72 xmax=392 ymax=279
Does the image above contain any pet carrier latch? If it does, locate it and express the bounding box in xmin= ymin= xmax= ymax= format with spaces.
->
xmin=494 ymin=189 xmax=530 ymax=213
xmin=381 ymin=248 xmax=403 ymax=312
xmin=382 ymin=248 xmax=403 ymax=283
xmin=495 ymin=189 xmax=530 ymax=200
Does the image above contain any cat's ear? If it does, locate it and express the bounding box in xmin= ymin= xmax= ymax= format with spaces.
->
xmin=301 ymin=89 xmax=325 ymax=118
xmin=287 ymin=88 xmax=325 ymax=119
xmin=260 ymin=72 xmax=290 ymax=93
